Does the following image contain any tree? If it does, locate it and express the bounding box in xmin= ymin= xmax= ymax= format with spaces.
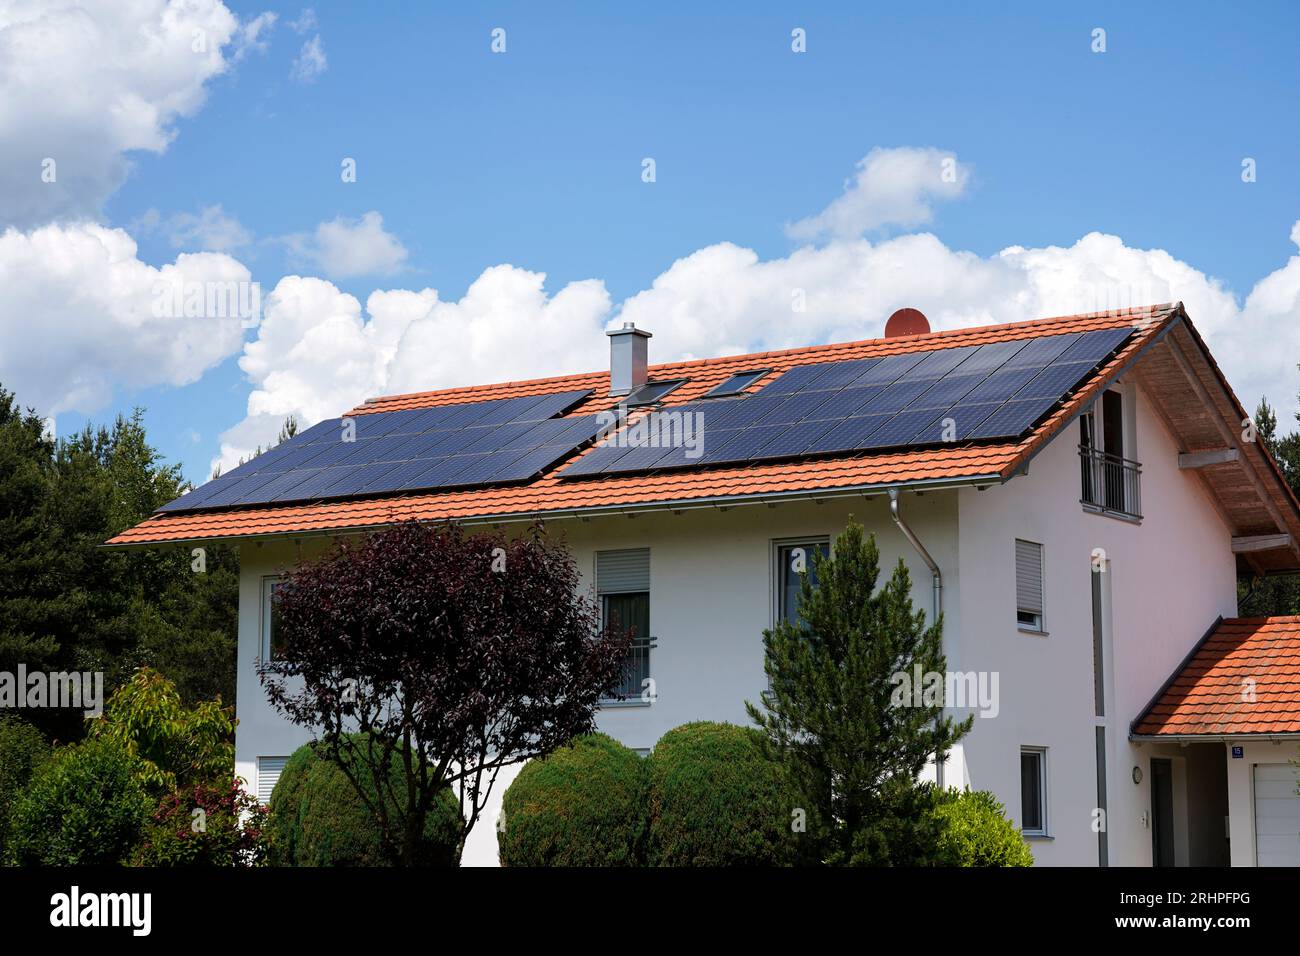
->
xmin=1240 ymin=395 xmax=1300 ymax=616
xmin=88 ymin=667 xmax=234 ymax=793
xmin=747 ymin=519 xmax=971 ymax=865
xmin=261 ymin=520 xmax=630 ymax=866
xmin=0 ymin=385 xmax=239 ymax=735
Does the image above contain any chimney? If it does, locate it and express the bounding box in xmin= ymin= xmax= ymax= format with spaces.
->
xmin=606 ymin=322 xmax=652 ymax=396
xmin=885 ymin=307 xmax=930 ymax=338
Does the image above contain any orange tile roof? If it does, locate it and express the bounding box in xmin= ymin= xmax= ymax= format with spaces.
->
xmin=1133 ymin=617 xmax=1300 ymax=737
xmin=106 ymin=303 xmax=1178 ymax=547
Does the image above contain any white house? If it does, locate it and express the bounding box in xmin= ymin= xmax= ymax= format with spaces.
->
xmin=109 ymin=302 xmax=1300 ymax=867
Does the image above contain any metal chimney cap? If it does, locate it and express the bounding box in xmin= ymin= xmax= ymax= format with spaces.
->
xmin=607 ymin=321 xmax=652 ymax=338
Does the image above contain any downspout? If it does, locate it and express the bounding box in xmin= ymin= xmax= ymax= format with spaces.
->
xmin=888 ymin=488 xmax=942 ymax=619
xmin=888 ymin=487 xmax=946 ymax=788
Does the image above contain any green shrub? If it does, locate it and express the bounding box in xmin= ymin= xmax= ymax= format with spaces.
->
xmin=88 ymin=666 xmax=234 ymax=793
xmin=499 ymin=733 xmax=648 ymax=866
xmin=6 ymin=737 xmax=152 ymax=865
xmin=933 ymin=789 xmax=1034 ymax=867
xmin=846 ymin=779 xmax=949 ymax=866
xmin=269 ymin=737 xmax=462 ymax=866
xmin=132 ymin=780 xmax=269 ymax=867
xmin=0 ymin=716 xmax=50 ymax=858
xmin=647 ymin=721 xmax=810 ymax=866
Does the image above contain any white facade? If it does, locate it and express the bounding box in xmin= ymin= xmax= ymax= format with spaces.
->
xmin=234 ymin=376 xmax=1266 ymax=867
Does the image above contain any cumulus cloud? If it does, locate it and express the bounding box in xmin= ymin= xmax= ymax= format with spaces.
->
xmin=281 ymin=212 xmax=408 ymax=279
xmin=215 ymin=267 xmax=611 ymax=469
xmin=787 ymin=147 xmax=971 ymax=241
xmin=214 ymin=221 xmax=1300 ymax=472
xmin=291 ymin=34 xmax=327 ymax=82
xmin=0 ymin=0 xmax=263 ymax=228
xmin=0 ymin=222 xmax=250 ymax=415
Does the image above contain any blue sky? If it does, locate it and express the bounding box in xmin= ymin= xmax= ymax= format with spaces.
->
xmin=6 ymin=1 xmax=1299 ymax=485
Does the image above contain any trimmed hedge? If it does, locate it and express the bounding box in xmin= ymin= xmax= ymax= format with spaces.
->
xmin=499 ymin=733 xmax=648 ymax=866
xmin=0 ymin=715 xmax=49 ymax=858
xmin=647 ymin=721 xmax=810 ymax=866
xmin=933 ymin=789 xmax=1034 ymax=867
xmin=269 ymin=737 xmax=462 ymax=866
xmin=6 ymin=736 xmax=152 ymax=865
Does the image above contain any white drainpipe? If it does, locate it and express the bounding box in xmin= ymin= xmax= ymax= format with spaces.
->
xmin=888 ymin=487 xmax=946 ymax=788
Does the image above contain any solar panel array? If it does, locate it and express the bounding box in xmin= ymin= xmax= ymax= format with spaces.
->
xmin=561 ymin=327 xmax=1134 ymax=478
xmin=158 ymin=388 xmax=597 ymax=513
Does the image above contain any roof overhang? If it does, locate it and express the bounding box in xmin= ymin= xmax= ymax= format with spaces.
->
xmin=103 ymin=471 xmax=1005 ymax=551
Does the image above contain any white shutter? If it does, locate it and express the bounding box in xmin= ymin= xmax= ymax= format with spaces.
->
xmin=257 ymin=756 xmax=289 ymax=804
xmin=1015 ymin=540 xmax=1044 ymax=617
xmin=596 ymin=549 xmax=650 ymax=594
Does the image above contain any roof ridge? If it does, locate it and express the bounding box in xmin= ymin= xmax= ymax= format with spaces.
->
xmin=354 ymin=303 xmax=1175 ymax=413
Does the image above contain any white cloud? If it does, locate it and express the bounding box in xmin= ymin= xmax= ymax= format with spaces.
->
xmin=291 ymin=34 xmax=326 ymax=83
xmin=0 ymin=0 xmax=263 ymax=228
xmin=214 ymin=221 xmax=1300 ymax=472
xmin=0 ymin=222 xmax=249 ymax=415
xmin=281 ymin=211 xmax=408 ymax=279
xmin=288 ymin=8 xmax=318 ymax=34
xmin=232 ymin=11 xmax=277 ymax=61
xmin=140 ymin=204 xmax=252 ymax=252
xmin=787 ymin=147 xmax=971 ymax=241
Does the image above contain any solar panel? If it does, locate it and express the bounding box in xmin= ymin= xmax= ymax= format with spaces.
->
xmin=849 ymin=352 xmax=929 ymax=387
xmin=560 ymin=325 xmax=1136 ymax=478
xmin=1016 ymin=361 xmax=1097 ymax=400
xmin=963 ymin=396 xmax=1058 ymax=439
xmin=156 ymin=387 xmax=603 ymax=513
xmin=762 ymin=364 xmax=833 ymax=394
xmin=756 ymin=419 xmax=837 ymax=459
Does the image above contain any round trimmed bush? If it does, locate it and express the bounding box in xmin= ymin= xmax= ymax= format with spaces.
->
xmin=499 ymin=733 xmax=648 ymax=866
xmin=647 ymin=721 xmax=809 ymax=866
xmin=933 ymin=789 xmax=1034 ymax=867
xmin=0 ymin=715 xmax=50 ymax=858
xmin=269 ymin=737 xmax=463 ymax=867
xmin=6 ymin=736 xmax=152 ymax=865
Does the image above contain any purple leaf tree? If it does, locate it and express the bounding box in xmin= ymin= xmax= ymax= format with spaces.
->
xmin=260 ymin=519 xmax=630 ymax=865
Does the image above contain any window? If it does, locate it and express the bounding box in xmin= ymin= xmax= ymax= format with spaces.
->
xmin=1015 ymin=539 xmax=1044 ymax=632
xmin=1079 ymin=391 xmax=1142 ymax=519
xmin=257 ymin=756 xmax=289 ymax=804
xmin=261 ymin=577 xmax=284 ymax=662
xmin=775 ymin=540 xmax=830 ymax=626
xmin=705 ymin=369 xmax=770 ymax=398
xmin=1020 ymin=748 xmax=1047 ymax=835
xmin=596 ymin=549 xmax=652 ymax=702
xmin=624 ymin=380 xmax=685 ymax=407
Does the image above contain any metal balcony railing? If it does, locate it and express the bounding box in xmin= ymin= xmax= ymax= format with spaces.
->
xmin=1079 ymin=445 xmax=1142 ymax=520
xmin=602 ymin=636 xmax=657 ymax=703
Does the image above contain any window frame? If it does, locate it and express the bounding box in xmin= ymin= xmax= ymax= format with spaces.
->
xmin=256 ymin=755 xmax=289 ymax=805
xmin=1014 ymin=538 xmax=1046 ymax=635
xmin=260 ymin=576 xmax=284 ymax=665
xmin=595 ymin=549 xmax=653 ymax=707
xmin=1020 ymin=746 xmax=1049 ymax=837
xmin=771 ymin=536 xmax=831 ymax=628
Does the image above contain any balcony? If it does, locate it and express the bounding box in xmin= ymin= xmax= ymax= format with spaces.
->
xmin=601 ymin=635 xmax=657 ymax=705
xmin=1079 ymin=445 xmax=1142 ymax=521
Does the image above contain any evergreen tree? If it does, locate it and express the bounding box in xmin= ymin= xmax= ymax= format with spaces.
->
xmin=1240 ymin=395 xmax=1300 ymax=616
xmin=0 ymin=386 xmax=238 ymax=738
xmin=747 ymin=519 xmax=971 ymax=865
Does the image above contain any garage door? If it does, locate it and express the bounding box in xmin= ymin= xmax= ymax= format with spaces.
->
xmin=1254 ymin=764 xmax=1300 ymax=866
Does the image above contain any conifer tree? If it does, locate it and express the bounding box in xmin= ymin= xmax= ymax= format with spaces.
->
xmin=747 ymin=519 xmax=971 ymax=864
